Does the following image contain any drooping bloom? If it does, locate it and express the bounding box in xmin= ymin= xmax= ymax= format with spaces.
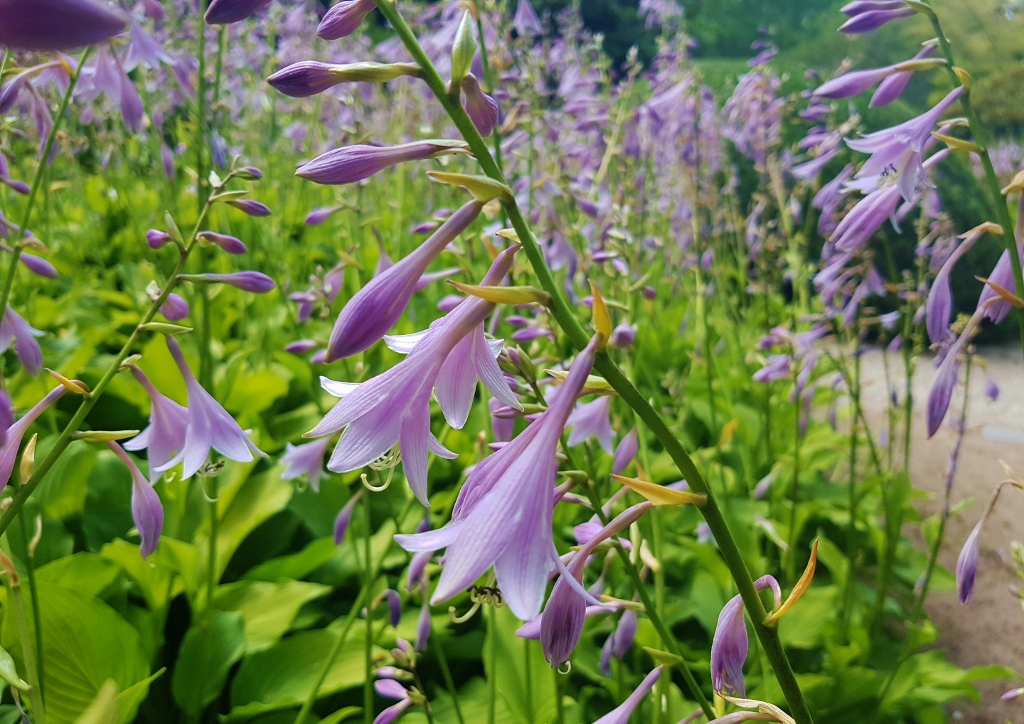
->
xmin=925 ymin=224 xmax=993 ymax=344
xmin=711 ymin=576 xmax=782 ymax=696
xmin=0 ymin=391 xmax=12 ymax=448
xmin=108 ymin=442 xmax=163 ymax=558
xmin=540 ymin=502 xmax=650 ymax=667
xmin=461 ymin=74 xmax=500 ymax=137
xmin=324 ymin=200 xmax=483 ymax=361
xmin=513 ymin=0 xmax=543 ymax=36
xmin=612 ymin=428 xmax=638 ymax=475
xmin=198 ymin=231 xmax=247 ymax=255
xmin=165 ymin=337 xmax=264 ymax=479
xmin=591 ymin=667 xmax=663 ymax=724
xmin=871 ymin=44 xmax=937 ymax=107
xmin=227 ymin=199 xmax=272 ymax=217
xmin=0 ymin=386 xmax=66 ymax=492
xmin=186 ymin=271 xmax=276 ymax=293
xmin=334 ymin=490 xmax=362 ymax=544
xmin=956 ymin=481 xmax=1019 ymax=604
xmin=280 ymin=437 xmax=331 ymax=491
xmin=814 ymin=53 xmax=941 ymax=102
xmin=307 ymin=248 xmax=520 ymax=505
xmin=296 ymin=140 xmax=468 ymax=186
xmin=372 ymin=678 xmax=415 ymax=724
xmin=846 ymin=89 xmax=962 ymax=204
xmin=0 ymin=0 xmax=127 ymax=51
xmin=566 ymin=395 xmax=613 ymax=453
xmin=0 ymin=306 xmax=43 ymax=375
xmin=123 ymin=364 xmax=188 ymax=480
xmin=599 ymin=608 xmax=638 ymax=676
xmin=395 ymin=338 xmax=599 ymax=621
xmin=205 ymin=0 xmax=272 ymax=24
xmin=317 ymin=0 xmax=376 ymax=40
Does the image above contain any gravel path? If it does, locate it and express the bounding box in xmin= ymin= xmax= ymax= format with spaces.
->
xmin=859 ymin=345 xmax=1024 ymax=722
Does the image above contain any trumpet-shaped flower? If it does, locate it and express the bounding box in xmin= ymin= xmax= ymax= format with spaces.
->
xmin=513 ymin=0 xmax=543 ymax=36
xmin=166 ymin=337 xmax=264 ymax=479
xmin=334 ymin=490 xmax=362 ymax=545
xmin=123 ymin=364 xmax=188 ymax=480
xmin=307 ymin=247 xmax=520 ymax=505
xmin=395 ymin=337 xmax=599 ymax=621
xmin=600 ymin=608 xmax=638 ymax=676
xmin=0 ymin=0 xmax=126 ymax=51
xmin=461 ymin=74 xmax=500 ymax=137
xmin=711 ymin=575 xmax=782 ymax=696
xmin=0 ymin=386 xmax=65 ymax=492
xmin=325 ymin=200 xmax=482 ymax=361
xmin=0 ymin=306 xmax=43 ymax=375
xmin=566 ymin=395 xmax=613 ymax=453
xmin=108 ymin=442 xmax=163 ymax=557
xmin=280 ymin=437 xmax=331 ymax=491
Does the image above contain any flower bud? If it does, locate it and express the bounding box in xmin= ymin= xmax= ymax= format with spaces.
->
xmin=197 ymin=231 xmax=248 ymax=255
xmin=269 ymin=60 xmax=421 ymax=98
xmin=183 ymin=271 xmax=275 ymax=293
xmin=297 ymin=140 xmax=470 ymax=186
xmin=317 ymin=0 xmax=376 ymax=40
xmin=450 ymin=12 xmax=478 ymax=86
xmin=146 ymin=229 xmax=172 ymax=249
xmin=305 ymin=205 xmax=344 ymax=226
xmin=160 ymin=293 xmax=190 ymax=321
xmin=460 ymin=74 xmax=500 ymax=137
xmin=227 ymin=199 xmax=272 ymax=217
xmin=204 ymin=0 xmax=272 ymax=25
xmin=0 ymin=0 xmax=127 ymax=51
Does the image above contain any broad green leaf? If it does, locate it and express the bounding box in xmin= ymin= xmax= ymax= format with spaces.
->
xmin=74 ymin=680 xmax=118 ymax=724
xmin=172 ymin=611 xmax=247 ymax=716
xmin=0 ymin=582 xmax=150 ymax=724
xmin=483 ymin=606 xmax=557 ymax=724
xmin=243 ymin=537 xmax=338 ymax=583
xmin=213 ymin=579 xmax=331 ymax=653
xmin=37 ymin=439 xmax=96 ymax=520
xmin=779 ymin=585 xmax=836 ymax=649
xmin=227 ymin=631 xmax=377 ymax=721
xmin=224 ymin=367 xmax=291 ymax=416
xmin=36 ymin=553 xmax=123 ymax=601
xmin=101 ymin=539 xmax=179 ymax=612
xmin=318 ymin=707 xmax=362 ymax=724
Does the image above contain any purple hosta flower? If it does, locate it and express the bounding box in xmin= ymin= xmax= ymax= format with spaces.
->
xmin=108 ymin=442 xmax=163 ymax=558
xmin=956 ymin=481 xmax=1021 ymax=604
xmin=513 ymin=0 xmax=543 ymax=36
xmin=198 ymin=231 xmax=247 ymax=255
xmin=872 ymin=44 xmax=937 ymax=107
xmin=461 ymin=74 xmax=499 ymax=137
xmin=124 ymin=18 xmax=172 ymax=72
xmin=305 ymin=206 xmax=344 ymax=226
xmin=976 ymin=243 xmax=1024 ymax=325
xmin=599 ymin=608 xmax=637 ymax=676
xmin=925 ymin=303 xmax=989 ymax=438
xmin=0 ymin=245 xmax=58 ymax=279
xmin=205 ymin=0 xmax=272 ymax=24
xmin=790 ymin=148 xmax=839 ymax=182
xmin=269 ymin=60 xmax=420 ymax=98
xmin=0 ymin=386 xmax=65 ymax=491
xmin=0 ymin=306 xmax=43 ymax=375
xmin=395 ymin=338 xmax=599 ymax=620
xmin=846 ymin=88 xmax=962 ymax=204
xmin=415 ymin=596 xmax=432 ymax=652
xmin=711 ymin=576 xmax=782 ymax=696
xmin=753 ymin=355 xmax=791 ymax=383
xmin=165 ymin=337 xmax=264 ymax=479
xmin=146 ymin=229 xmax=172 ymax=249
xmin=0 ymin=153 xmax=29 ymax=195
xmin=610 ymin=322 xmax=635 ymax=349
xmin=0 ymin=391 xmax=11 ymax=448
xmin=373 ymin=678 xmax=415 ymax=724
xmin=566 ymin=395 xmax=613 ymax=453
xmin=124 ymin=365 xmax=188 ymax=479
xmin=831 ymin=149 xmax=950 ymax=252
xmin=925 ymin=224 xmax=992 ymax=344
xmin=540 ymin=502 xmax=651 ymax=667
xmin=1002 ymin=687 xmax=1024 ymax=701
xmin=191 ymin=272 xmax=276 ymax=293
xmin=334 ymin=490 xmax=362 ymax=544
xmin=297 ymin=140 xmax=468 ymax=186
xmin=612 ymin=428 xmax=638 ymax=475
xmin=281 ymin=437 xmax=331 ymax=492
xmin=753 ymin=470 xmax=775 ymax=499
xmin=985 ymin=376 xmax=999 ymax=402
xmin=160 ymin=293 xmax=190 ymax=322
xmin=839 ymin=0 xmax=914 ymax=33
xmin=591 ymin=667 xmax=663 ymax=724
xmin=307 ymin=248 xmax=520 ymax=505
xmin=324 ymin=200 xmax=482 ymax=361
xmin=0 ymin=0 xmax=126 ymax=51
xmin=317 ymin=0 xmax=376 ymax=40
xmin=489 ymin=397 xmax=515 ymax=442
xmin=227 ymin=199 xmax=272 ymax=218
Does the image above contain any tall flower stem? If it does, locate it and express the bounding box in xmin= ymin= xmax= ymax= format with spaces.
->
xmin=914 ymin=355 xmax=972 ymax=619
xmin=369 ymin=3 xmax=813 ymax=721
xmin=16 ymin=511 xmax=44 ymax=703
xmin=0 ymin=539 xmax=44 ymax=724
xmin=0 ymin=194 xmax=218 ymax=540
xmin=363 ymin=498 xmax=374 ymax=724
xmin=0 ymin=47 xmax=90 ymax=320
xmin=434 ymin=634 xmax=466 ymax=724
xmin=923 ymin=4 xmax=1024 ymax=358
xmin=840 ymin=347 xmax=861 ymax=640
